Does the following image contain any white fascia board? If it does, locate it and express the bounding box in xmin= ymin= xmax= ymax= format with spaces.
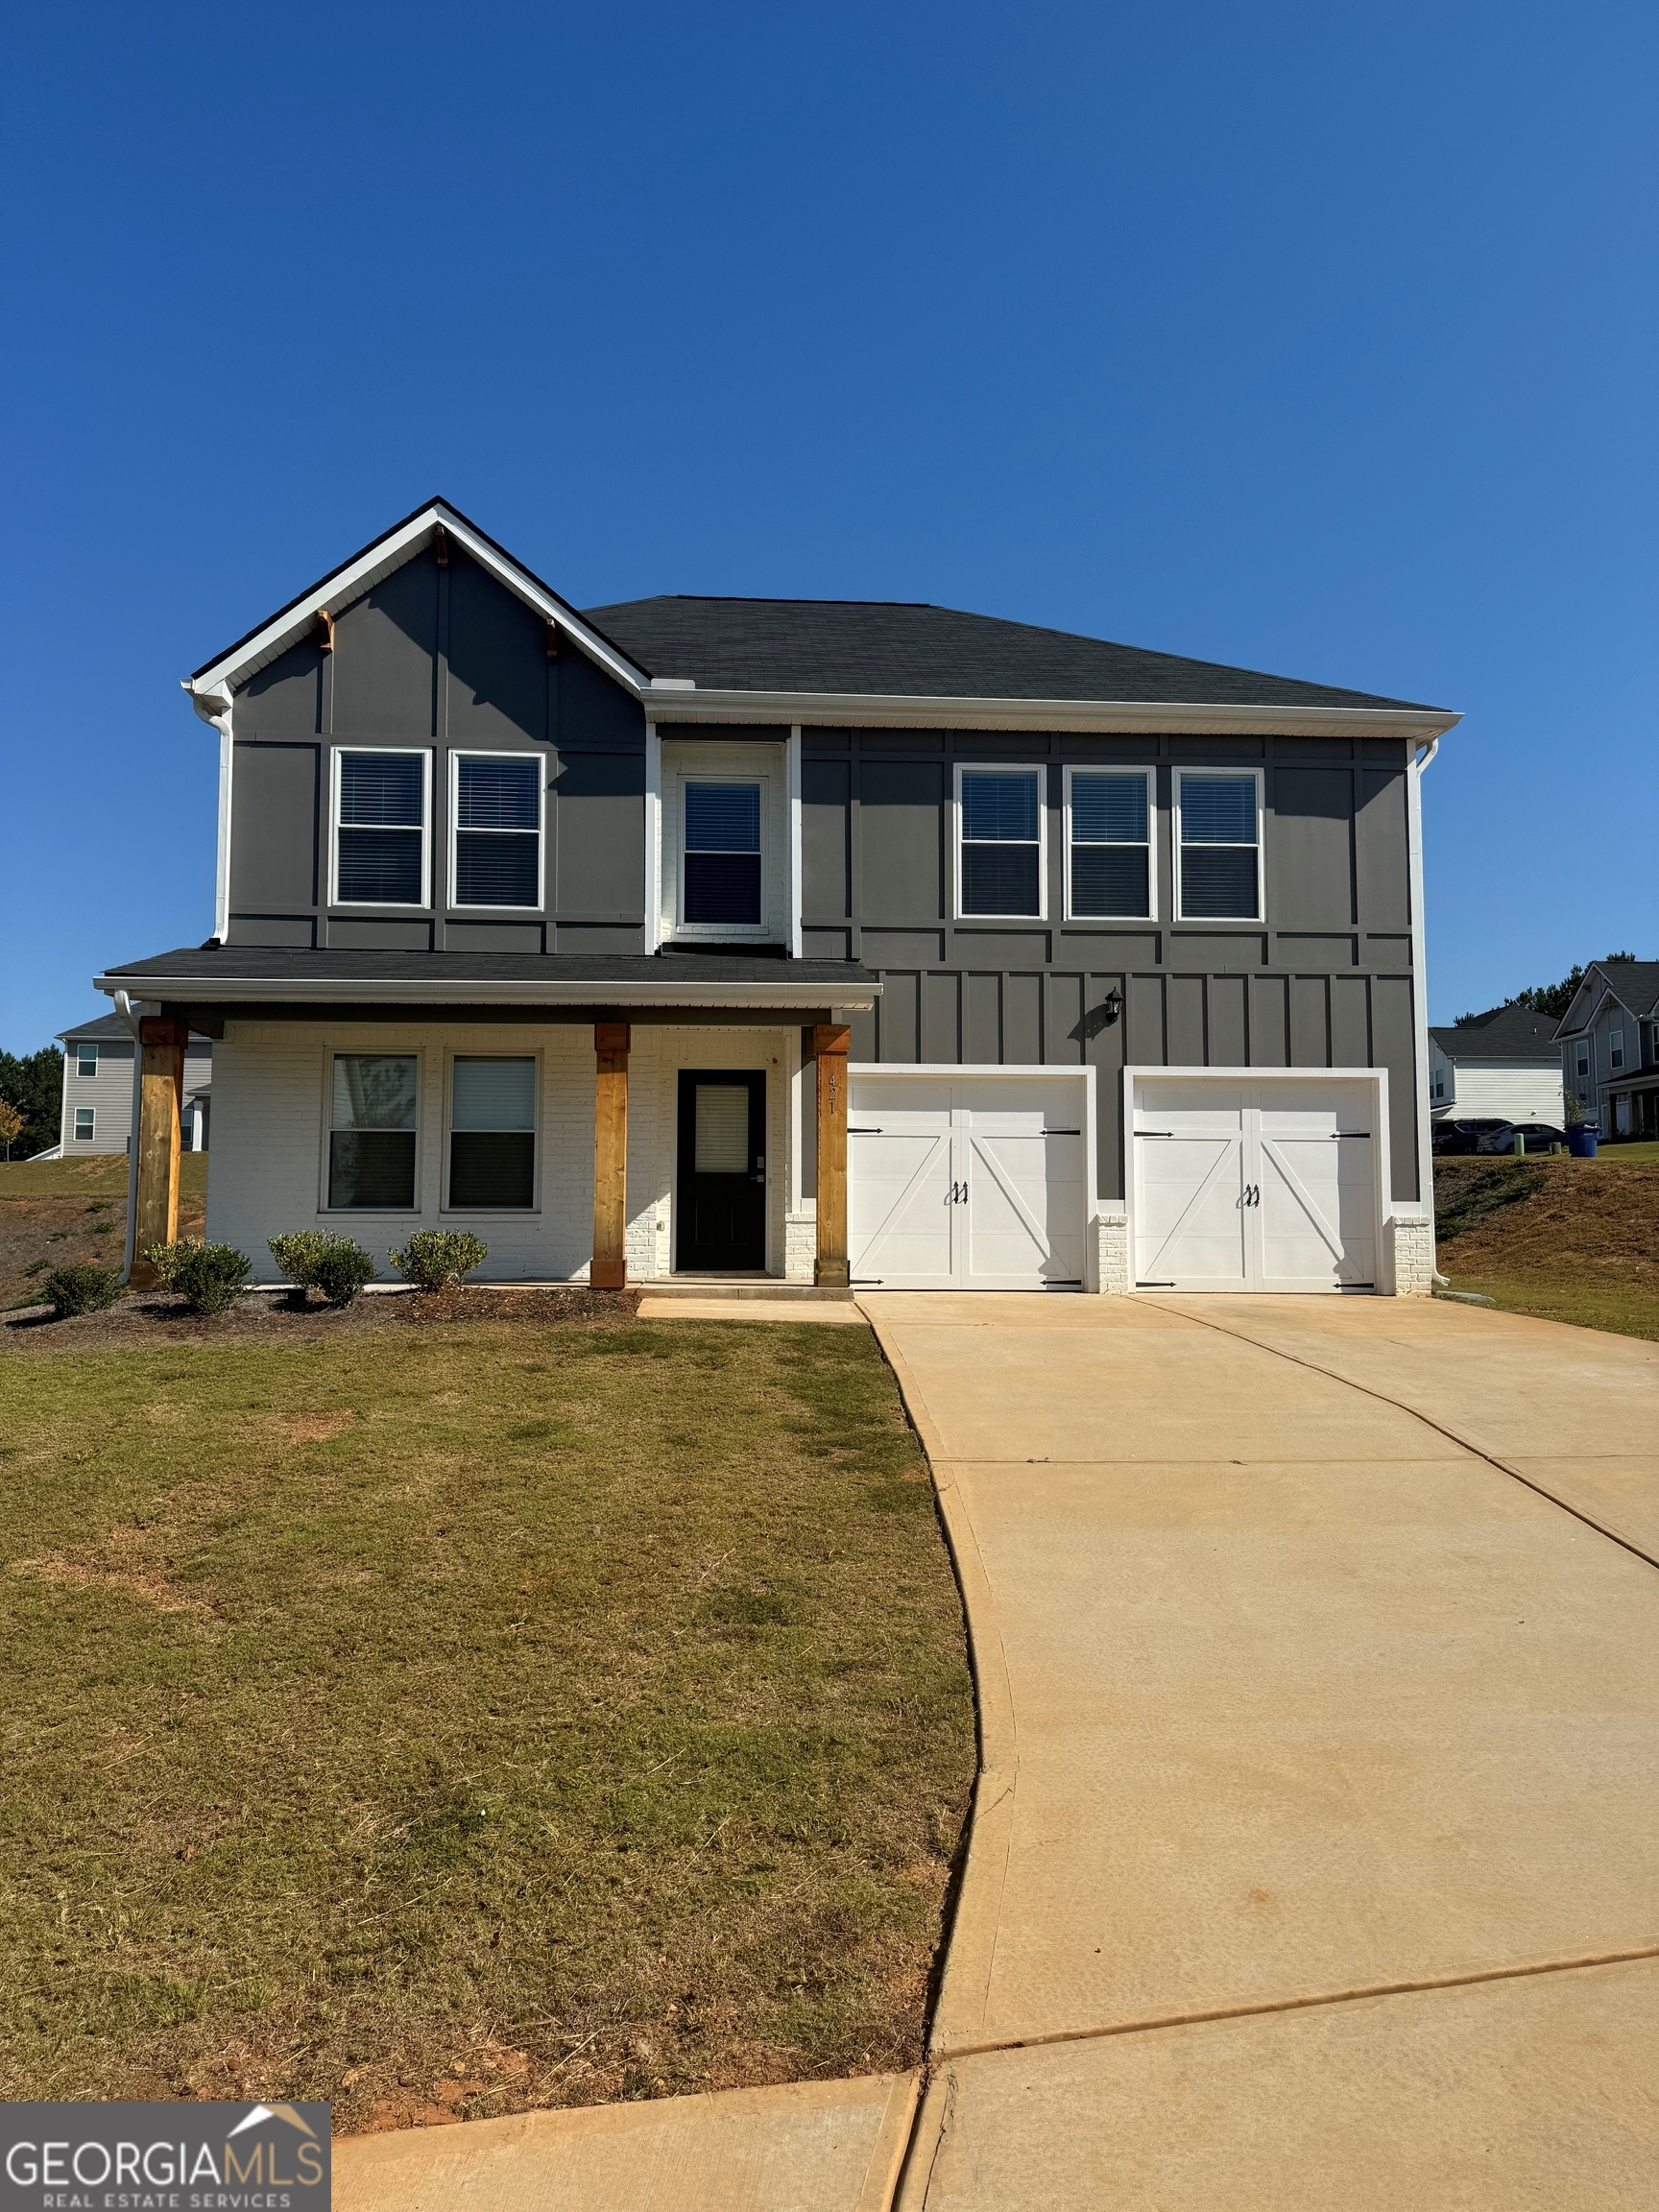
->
xmin=648 ymin=688 xmax=1462 ymax=740
xmin=94 ymin=974 xmax=878 ymax=1011
xmin=181 ymin=503 xmax=650 ymax=703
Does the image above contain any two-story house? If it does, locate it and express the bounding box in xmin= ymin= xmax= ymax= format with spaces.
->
xmin=1428 ymin=1005 xmax=1564 ymax=1128
xmin=96 ymin=499 xmax=1458 ymax=1295
xmin=42 ymin=1013 xmax=212 ymax=1159
xmin=1555 ymin=961 xmax=1659 ymax=1139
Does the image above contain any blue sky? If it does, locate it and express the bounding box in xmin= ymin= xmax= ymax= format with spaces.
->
xmin=2 ymin=2 xmax=1653 ymax=1047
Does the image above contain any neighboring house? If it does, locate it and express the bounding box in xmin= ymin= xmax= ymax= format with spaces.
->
xmin=1427 ymin=1006 xmax=1565 ymax=1127
xmin=45 ymin=1013 xmax=211 ymax=1158
xmin=1554 ymin=961 xmax=1659 ymax=1139
xmin=94 ymin=497 xmax=1458 ymax=1296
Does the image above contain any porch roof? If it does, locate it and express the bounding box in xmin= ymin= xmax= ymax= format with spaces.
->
xmin=94 ymin=945 xmax=879 ymax=1019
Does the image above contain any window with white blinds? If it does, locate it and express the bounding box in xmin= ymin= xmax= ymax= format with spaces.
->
xmin=452 ymin=755 xmax=542 ymax=909
xmin=1176 ymin=771 xmax=1262 ymax=921
xmin=957 ymin=767 xmax=1045 ymax=917
xmin=335 ymin=752 xmax=428 ymax=906
xmin=1067 ymin=768 xmax=1153 ymax=919
xmin=449 ymin=1057 xmax=536 ymax=1209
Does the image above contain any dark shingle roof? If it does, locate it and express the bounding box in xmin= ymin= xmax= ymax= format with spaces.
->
xmin=581 ymin=596 xmax=1445 ymax=710
xmin=98 ymin=947 xmax=873 ymax=996
xmin=1581 ymin=961 xmax=1659 ymax=1021
xmin=1430 ymin=1006 xmax=1564 ymax=1060
xmin=57 ymin=1010 xmax=211 ymax=1044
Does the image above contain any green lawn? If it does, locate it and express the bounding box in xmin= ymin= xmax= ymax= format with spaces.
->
xmin=1438 ymin=1273 xmax=1659 ymax=1343
xmin=0 ymin=1313 xmax=974 ymax=2128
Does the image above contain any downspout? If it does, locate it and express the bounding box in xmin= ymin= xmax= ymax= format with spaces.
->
xmin=183 ymin=680 xmax=234 ymax=945
xmin=1407 ymin=735 xmax=1448 ymax=1286
xmin=113 ymin=990 xmax=145 ymax=1282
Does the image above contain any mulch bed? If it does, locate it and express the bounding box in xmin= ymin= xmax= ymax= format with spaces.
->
xmin=1 ymin=1284 xmax=640 ymax=1354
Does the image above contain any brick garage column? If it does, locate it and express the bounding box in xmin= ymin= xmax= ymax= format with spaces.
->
xmin=130 ymin=1017 xmax=188 ymax=1287
xmin=591 ymin=1022 xmax=630 ymax=1288
xmin=813 ymin=1024 xmax=850 ymax=1288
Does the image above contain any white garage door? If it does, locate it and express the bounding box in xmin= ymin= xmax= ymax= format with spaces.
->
xmin=1133 ymin=1077 xmax=1379 ymax=1292
xmin=849 ymin=1072 xmax=1088 ymax=1290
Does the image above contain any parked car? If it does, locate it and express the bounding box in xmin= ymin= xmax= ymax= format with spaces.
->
xmin=1431 ymin=1118 xmax=1510 ymax=1156
xmin=1475 ymin=1121 xmax=1568 ymax=1155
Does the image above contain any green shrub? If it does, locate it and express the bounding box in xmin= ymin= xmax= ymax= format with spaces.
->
xmin=388 ymin=1230 xmax=489 ymax=1290
xmin=165 ymin=1242 xmax=252 ymax=1316
xmin=309 ymin=1239 xmax=376 ymax=1307
xmin=43 ymin=1263 xmax=124 ymax=1318
xmin=267 ymin=1230 xmax=334 ymax=1288
xmin=146 ymin=1239 xmax=197 ymax=1287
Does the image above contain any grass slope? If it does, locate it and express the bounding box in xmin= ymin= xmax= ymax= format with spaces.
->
xmin=0 ymin=1157 xmax=208 ymax=1309
xmin=1434 ymin=1154 xmax=1659 ymax=1342
xmin=0 ymin=1314 xmax=974 ymax=2129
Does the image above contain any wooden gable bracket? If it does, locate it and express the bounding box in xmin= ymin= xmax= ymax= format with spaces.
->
xmin=433 ymin=523 xmax=449 ymax=568
xmin=545 ymin=618 xmax=560 ymax=661
xmin=315 ymin=608 xmax=335 ymax=653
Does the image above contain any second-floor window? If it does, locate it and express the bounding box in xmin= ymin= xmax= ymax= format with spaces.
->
xmin=1176 ymin=771 xmax=1262 ymax=921
xmin=335 ymin=751 xmax=429 ymax=906
xmin=1610 ymin=1027 xmax=1625 ymax=1070
xmin=76 ymin=1043 xmax=98 ymax=1076
xmin=1067 ymin=769 xmax=1153 ymax=919
xmin=452 ymin=754 xmax=543 ymax=909
xmin=958 ymin=767 xmax=1044 ymax=918
xmin=684 ymin=782 xmax=762 ymax=926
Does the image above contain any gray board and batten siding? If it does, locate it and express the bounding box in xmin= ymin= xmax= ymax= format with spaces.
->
xmin=778 ymin=726 xmax=1422 ymax=1205
xmin=219 ymin=538 xmax=1424 ymax=1207
xmin=225 ymin=541 xmax=646 ymax=961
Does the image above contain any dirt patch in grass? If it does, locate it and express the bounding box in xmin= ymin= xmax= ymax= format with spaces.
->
xmin=0 ymin=1157 xmax=207 ymax=1312
xmin=5 ymin=1282 xmax=642 ymax=1352
xmin=0 ymin=1316 xmax=974 ymax=2128
xmin=1434 ymin=1155 xmax=1659 ymax=1340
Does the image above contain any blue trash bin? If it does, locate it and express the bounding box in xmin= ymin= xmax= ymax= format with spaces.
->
xmin=1568 ymin=1126 xmax=1599 ymax=1158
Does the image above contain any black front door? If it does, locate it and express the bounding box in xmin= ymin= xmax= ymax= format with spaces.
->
xmin=677 ymin=1070 xmax=767 ymax=1271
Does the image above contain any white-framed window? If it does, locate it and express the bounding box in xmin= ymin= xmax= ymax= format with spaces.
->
xmin=73 ymin=1107 xmax=95 ymax=1142
xmin=1610 ymin=1026 xmax=1625 ymax=1070
xmin=327 ymin=1052 xmax=420 ymax=1209
xmin=1174 ymin=769 xmax=1263 ymax=922
xmin=76 ymin=1043 xmax=98 ymax=1077
xmin=1432 ymin=1076 xmax=1445 ymax=1099
xmin=1575 ymin=1043 xmax=1591 ymax=1078
xmin=682 ymin=779 xmax=764 ymax=927
xmin=446 ymin=1055 xmax=537 ymax=1211
xmin=331 ymin=749 xmax=431 ymax=907
xmin=1065 ymin=766 xmax=1154 ymax=920
xmin=449 ymin=752 xmax=544 ymax=910
xmin=955 ymin=764 xmax=1046 ymax=920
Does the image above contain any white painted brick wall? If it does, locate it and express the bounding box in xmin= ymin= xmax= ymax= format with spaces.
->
xmin=784 ymin=1211 xmax=817 ymax=1283
xmin=208 ymin=1021 xmax=799 ymax=1285
xmin=1387 ymin=1213 xmax=1434 ymax=1297
xmin=1094 ymin=1213 xmax=1130 ymax=1295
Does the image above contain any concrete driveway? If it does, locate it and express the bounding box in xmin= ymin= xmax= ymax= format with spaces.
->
xmin=861 ymin=1293 xmax=1659 ymax=2210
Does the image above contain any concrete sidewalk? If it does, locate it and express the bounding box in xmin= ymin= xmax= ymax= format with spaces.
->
xmin=862 ymin=1293 xmax=1659 ymax=2209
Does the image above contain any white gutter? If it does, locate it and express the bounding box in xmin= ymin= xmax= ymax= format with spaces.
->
xmin=95 ymin=974 xmax=879 ymax=1011
xmin=184 ymin=684 xmax=236 ymax=943
xmin=645 ymin=689 xmax=1462 ymax=741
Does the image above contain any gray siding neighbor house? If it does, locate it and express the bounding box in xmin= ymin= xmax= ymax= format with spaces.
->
xmin=1427 ymin=1006 xmax=1564 ymax=1127
xmin=43 ymin=1013 xmax=211 ymax=1160
xmin=96 ymin=497 xmax=1458 ymax=1295
xmin=1555 ymin=961 xmax=1659 ymax=1140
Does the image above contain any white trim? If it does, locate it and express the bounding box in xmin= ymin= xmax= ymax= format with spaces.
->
xmin=73 ymin=1107 xmax=96 ymax=1142
xmin=1062 ymin=763 xmax=1156 ymax=923
xmin=653 ymin=689 xmax=1462 ymax=740
xmin=184 ymin=502 xmax=648 ymax=702
xmin=446 ymin=749 xmax=546 ymax=913
xmin=441 ymin=1046 xmax=541 ymax=1214
xmin=1407 ymin=736 xmax=1438 ymax=1236
xmin=643 ymin=722 xmax=662 ymax=953
xmin=1172 ymin=766 xmax=1265 ymax=926
xmin=321 ymin=1043 xmax=424 ymax=1215
xmin=205 ymin=687 xmax=234 ymax=944
xmin=329 ymin=745 xmax=433 ymax=910
xmin=952 ymin=760 xmax=1048 ymax=923
xmin=1122 ymin=1065 xmax=1392 ymax=1293
xmin=98 ymin=974 xmax=879 ymax=1011
xmin=786 ymin=725 xmax=804 ymax=959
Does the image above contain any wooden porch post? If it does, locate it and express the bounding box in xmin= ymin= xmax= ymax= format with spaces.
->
xmin=813 ymin=1023 xmax=851 ymax=1288
xmin=130 ymin=1017 xmax=188 ymax=1287
xmin=591 ymin=1022 xmax=631 ymax=1289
